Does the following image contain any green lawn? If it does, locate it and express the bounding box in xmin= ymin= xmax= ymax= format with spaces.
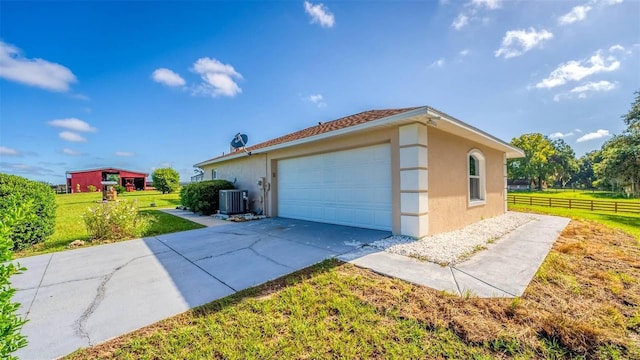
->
xmin=15 ymin=191 xmax=204 ymax=258
xmin=508 ymin=190 xmax=640 ymax=240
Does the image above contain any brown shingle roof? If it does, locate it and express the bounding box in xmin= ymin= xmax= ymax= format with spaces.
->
xmin=206 ymin=107 xmax=421 ymax=163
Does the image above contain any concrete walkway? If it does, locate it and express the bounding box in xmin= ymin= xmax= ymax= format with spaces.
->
xmin=12 ymin=218 xmax=388 ymax=360
xmin=339 ymin=214 xmax=570 ymax=297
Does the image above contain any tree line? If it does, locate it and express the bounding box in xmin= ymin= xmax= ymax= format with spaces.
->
xmin=507 ymin=90 xmax=640 ymax=197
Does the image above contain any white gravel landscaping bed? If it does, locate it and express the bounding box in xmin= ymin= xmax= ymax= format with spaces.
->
xmin=367 ymin=212 xmax=535 ymax=265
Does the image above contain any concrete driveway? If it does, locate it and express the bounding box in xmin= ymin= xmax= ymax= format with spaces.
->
xmin=12 ymin=218 xmax=389 ymax=360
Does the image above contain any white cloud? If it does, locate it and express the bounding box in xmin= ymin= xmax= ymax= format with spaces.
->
xmin=451 ymin=14 xmax=469 ymax=30
xmin=601 ymin=0 xmax=623 ymax=5
xmin=577 ymin=129 xmax=611 ymax=142
xmin=0 ymin=41 xmax=77 ymax=92
xmin=471 ymin=0 xmax=502 ymax=10
xmin=536 ymin=50 xmax=620 ymax=89
xmin=429 ymin=58 xmax=445 ymax=68
xmin=495 ymin=28 xmax=553 ymax=59
xmin=570 ymin=80 xmax=616 ymax=93
xmin=554 ymin=80 xmax=617 ymax=101
xmin=558 ymin=5 xmax=591 ymax=25
xmin=607 ymin=44 xmax=632 ymax=55
xmin=59 ymin=131 xmax=87 ymax=143
xmin=62 ymin=148 xmax=81 ymax=156
xmin=48 ymin=118 xmax=97 ymax=132
xmin=191 ymin=57 xmax=242 ymax=97
xmin=0 ymin=146 xmax=21 ymax=156
xmin=0 ymin=162 xmax=56 ymax=176
xmin=304 ymin=1 xmax=335 ymax=28
xmin=307 ymin=94 xmax=326 ymax=108
xmin=115 ymin=151 xmax=135 ymax=157
xmin=549 ymin=131 xmax=574 ymax=139
xmin=460 ymin=49 xmax=470 ymax=56
xmin=152 ymin=68 xmax=186 ymax=87
xmin=575 ymin=128 xmax=583 ymax=133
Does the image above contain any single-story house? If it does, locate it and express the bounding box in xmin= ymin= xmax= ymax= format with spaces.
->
xmin=195 ymin=106 xmax=524 ymax=238
xmin=66 ymin=167 xmax=147 ymax=193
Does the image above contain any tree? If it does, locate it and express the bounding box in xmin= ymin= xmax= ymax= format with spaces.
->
xmin=573 ymin=151 xmax=600 ymax=189
xmin=593 ymin=90 xmax=640 ymax=197
xmin=623 ymin=90 xmax=640 ymax=133
xmin=596 ymin=133 xmax=640 ymax=196
xmin=549 ymin=138 xmax=578 ymax=188
xmin=152 ymin=168 xmax=180 ymax=194
xmin=508 ymin=133 xmax=556 ymax=190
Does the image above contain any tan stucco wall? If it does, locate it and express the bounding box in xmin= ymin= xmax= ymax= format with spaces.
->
xmin=427 ymin=127 xmax=506 ymax=234
xmin=202 ymin=154 xmax=269 ymax=214
xmin=200 ymin=126 xmax=401 ymax=232
xmin=200 ymin=122 xmax=507 ymax=236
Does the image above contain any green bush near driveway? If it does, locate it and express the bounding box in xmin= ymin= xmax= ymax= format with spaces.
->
xmin=180 ymin=180 xmax=234 ymax=215
xmin=0 ymin=173 xmax=57 ymax=250
xmin=0 ymin=198 xmax=29 ymax=358
xmin=83 ymin=200 xmax=153 ymax=241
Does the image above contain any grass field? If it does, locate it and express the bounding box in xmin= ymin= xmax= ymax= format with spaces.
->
xmin=66 ymin=204 xmax=640 ymax=359
xmin=508 ymin=190 xmax=640 ymax=240
xmin=15 ymin=191 xmax=204 ymax=258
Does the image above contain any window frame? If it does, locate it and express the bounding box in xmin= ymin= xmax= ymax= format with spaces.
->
xmin=467 ymin=149 xmax=486 ymax=207
xmin=212 ymin=169 xmax=218 ymax=180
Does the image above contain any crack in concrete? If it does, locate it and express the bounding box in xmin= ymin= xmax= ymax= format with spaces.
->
xmin=74 ymin=254 xmax=148 ymax=346
xmin=154 ymin=237 xmax=237 ymax=292
xmin=450 ymin=267 xmax=516 ymax=297
xmin=192 ymin=238 xmax=262 ymax=262
xmin=248 ymin=239 xmax=292 ymax=269
xmin=19 ymin=274 xmax=107 ymax=291
xmin=449 ymin=267 xmax=462 ymax=296
xmin=23 ymin=254 xmax=53 ymax=320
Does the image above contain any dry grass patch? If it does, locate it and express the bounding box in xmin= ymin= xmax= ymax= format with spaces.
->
xmin=67 ymin=220 xmax=639 ymax=359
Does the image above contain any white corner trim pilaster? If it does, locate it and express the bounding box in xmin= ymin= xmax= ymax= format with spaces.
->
xmin=398 ymin=123 xmax=429 ymax=238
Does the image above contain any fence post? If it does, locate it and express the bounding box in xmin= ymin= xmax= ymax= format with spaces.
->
xmin=530 ymin=197 xmax=532 ymax=206
xmin=549 ymin=198 xmax=551 ymax=207
xmin=615 ymin=202 xmax=617 ymax=213
xmin=590 ymin=200 xmax=593 ymax=211
xmin=569 ymin=199 xmax=571 ymax=209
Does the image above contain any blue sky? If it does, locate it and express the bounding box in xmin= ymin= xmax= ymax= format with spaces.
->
xmin=1 ymin=0 xmax=639 ymax=184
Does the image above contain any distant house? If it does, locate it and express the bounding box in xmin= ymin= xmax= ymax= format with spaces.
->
xmin=507 ymin=179 xmax=531 ymax=191
xmin=194 ymin=106 xmax=524 ymax=238
xmin=66 ymin=168 xmax=147 ymax=193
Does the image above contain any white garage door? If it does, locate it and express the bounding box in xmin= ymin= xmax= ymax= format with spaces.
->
xmin=277 ymin=143 xmax=392 ymax=230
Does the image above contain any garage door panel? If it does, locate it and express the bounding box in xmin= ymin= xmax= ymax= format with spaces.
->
xmin=278 ymin=144 xmax=392 ymax=230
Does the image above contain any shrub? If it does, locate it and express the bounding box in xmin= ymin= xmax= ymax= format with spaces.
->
xmin=87 ymin=185 xmax=97 ymax=192
xmin=83 ymin=200 xmax=153 ymax=241
xmin=152 ymin=168 xmax=180 ymax=194
xmin=0 ymin=198 xmax=29 ymax=358
xmin=180 ymin=180 xmax=234 ymax=215
xmin=114 ymin=185 xmax=126 ymax=194
xmin=0 ymin=173 xmax=57 ymax=251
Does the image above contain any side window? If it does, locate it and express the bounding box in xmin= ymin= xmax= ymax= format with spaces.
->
xmin=212 ymin=169 xmax=218 ymax=180
xmin=468 ymin=150 xmax=486 ymax=205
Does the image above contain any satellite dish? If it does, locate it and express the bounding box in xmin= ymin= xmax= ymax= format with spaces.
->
xmin=230 ymin=133 xmax=252 ymax=156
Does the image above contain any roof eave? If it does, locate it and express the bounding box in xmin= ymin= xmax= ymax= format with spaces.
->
xmin=194 ymin=106 xmax=525 ymax=167
xmin=194 ymin=107 xmax=430 ymax=167
xmin=425 ymin=107 xmax=525 ymax=159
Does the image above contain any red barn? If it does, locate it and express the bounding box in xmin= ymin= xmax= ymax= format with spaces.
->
xmin=66 ymin=168 xmax=147 ymax=193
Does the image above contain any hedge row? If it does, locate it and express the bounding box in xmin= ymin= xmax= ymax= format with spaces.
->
xmin=180 ymin=180 xmax=235 ymax=215
xmin=0 ymin=173 xmax=57 ymax=250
